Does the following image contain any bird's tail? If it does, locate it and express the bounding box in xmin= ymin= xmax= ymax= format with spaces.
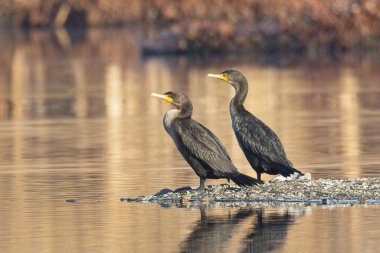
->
xmin=273 ymin=164 xmax=304 ymax=177
xmin=230 ymin=172 xmax=263 ymax=187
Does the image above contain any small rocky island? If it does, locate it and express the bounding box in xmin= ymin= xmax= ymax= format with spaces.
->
xmin=121 ymin=177 xmax=380 ymax=206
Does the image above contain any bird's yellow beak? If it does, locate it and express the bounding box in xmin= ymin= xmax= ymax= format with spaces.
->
xmin=207 ymin=73 xmax=228 ymax=82
xmin=151 ymin=93 xmax=174 ymax=103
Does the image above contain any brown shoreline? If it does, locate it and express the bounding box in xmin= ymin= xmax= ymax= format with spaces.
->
xmin=1 ymin=1 xmax=379 ymax=54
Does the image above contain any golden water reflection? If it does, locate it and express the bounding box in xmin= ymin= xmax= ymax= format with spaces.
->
xmin=0 ymin=29 xmax=380 ymax=253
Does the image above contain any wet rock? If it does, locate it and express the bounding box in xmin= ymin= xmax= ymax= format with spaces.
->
xmin=120 ymin=196 xmax=145 ymax=202
xmin=270 ymin=172 xmax=311 ymax=182
xmin=155 ymin=188 xmax=173 ymax=196
xmin=120 ymin=197 xmax=136 ymax=202
xmin=174 ymin=186 xmax=193 ymax=193
xmin=160 ymin=202 xmax=173 ymax=208
xmin=145 ymin=195 xmax=158 ymax=202
xmin=298 ymin=173 xmax=312 ymax=181
xmin=65 ymin=199 xmax=80 ymax=203
xmin=126 ymin=198 xmax=137 ymax=202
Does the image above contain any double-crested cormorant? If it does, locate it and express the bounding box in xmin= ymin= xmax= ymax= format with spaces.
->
xmin=207 ymin=70 xmax=304 ymax=180
xmin=151 ymin=91 xmax=262 ymax=191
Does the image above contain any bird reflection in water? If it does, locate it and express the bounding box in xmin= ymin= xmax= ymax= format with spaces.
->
xmin=179 ymin=205 xmax=304 ymax=253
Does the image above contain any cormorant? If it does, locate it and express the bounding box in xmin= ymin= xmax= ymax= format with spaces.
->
xmin=207 ymin=70 xmax=304 ymax=180
xmin=151 ymin=91 xmax=262 ymax=192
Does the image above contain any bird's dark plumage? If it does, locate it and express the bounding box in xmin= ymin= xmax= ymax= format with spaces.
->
xmin=207 ymin=70 xmax=304 ymax=180
xmin=151 ymin=91 xmax=262 ymax=191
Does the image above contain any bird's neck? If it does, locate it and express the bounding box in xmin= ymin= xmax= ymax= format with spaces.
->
xmin=164 ymin=107 xmax=192 ymax=128
xmin=230 ymin=81 xmax=248 ymax=111
xmin=178 ymin=103 xmax=193 ymax=119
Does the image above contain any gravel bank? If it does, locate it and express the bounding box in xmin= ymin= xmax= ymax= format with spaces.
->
xmin=121 ymin=177 xmax=380 ymax=206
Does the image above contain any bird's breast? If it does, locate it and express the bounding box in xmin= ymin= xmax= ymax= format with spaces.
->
xmin=231 ymin=114 xmax=241 ymax=131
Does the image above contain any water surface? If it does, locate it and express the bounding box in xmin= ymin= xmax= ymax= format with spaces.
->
xmin=0 ymin=29 xmax=379 ymax=253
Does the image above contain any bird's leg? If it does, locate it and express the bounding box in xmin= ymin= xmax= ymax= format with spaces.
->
xmin=198 ymin=178 xmax=205 ymax=194
xmin=256 ymin=171 xmax=261 ymax=181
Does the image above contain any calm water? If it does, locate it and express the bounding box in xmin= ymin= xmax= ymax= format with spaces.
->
xmin=0 ymin=29 xmax=380 ymax=253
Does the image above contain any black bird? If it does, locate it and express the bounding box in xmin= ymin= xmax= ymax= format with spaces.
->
xmin=207 ymin=70 xmax=304 ymax=181
xmin=151 ymin=91 xmax=262 ymax=192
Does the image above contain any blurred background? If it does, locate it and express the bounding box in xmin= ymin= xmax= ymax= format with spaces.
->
xmin=1 ymin=0 xmax=380 ymax=54
xmin=1 ymin=1 xmax=380 ymax=253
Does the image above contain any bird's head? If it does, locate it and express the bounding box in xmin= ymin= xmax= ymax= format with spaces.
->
xmin=207 ymin=70 xmax=248 ymax=90
xmin=151 ymin=91 xmax=193 ymax=112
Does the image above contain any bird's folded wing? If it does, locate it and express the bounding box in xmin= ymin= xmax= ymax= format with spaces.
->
xmin=174 ymin=120 xmax=237 ymax=175
xmin=238 ymin=118 xmax=293 ymax=166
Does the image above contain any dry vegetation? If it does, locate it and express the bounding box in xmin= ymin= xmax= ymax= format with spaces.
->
xmin=1 ymin=0 xmax=379 ymax=54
